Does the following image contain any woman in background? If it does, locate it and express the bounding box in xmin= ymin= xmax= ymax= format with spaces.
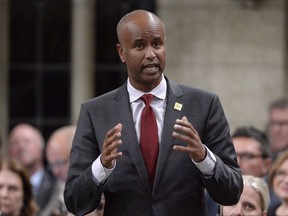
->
xmin=0 ymin=159 xmax=38 ymax=216
xmin=221 ymin=175 xmax=270 ymax=216
xmin=268 ymin=150 xmax=288 ymax=216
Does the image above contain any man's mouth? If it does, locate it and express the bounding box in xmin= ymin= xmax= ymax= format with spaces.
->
xmin=143 ymin=63 xmax=159 ymax=72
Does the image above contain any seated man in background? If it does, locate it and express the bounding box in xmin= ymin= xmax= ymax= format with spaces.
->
xmin=46 ymin=125 xmax=105 ymax=216
xmin=8 ymin=123 xmax=58 ymax=216
xmin=46 ymin=125 xmax=76 ymax=183
xmin=46 ymin=125 xmax=76 ymax=216
xmin=207 ymin=126 xmax=273 ymax=215
xmin=232 ymin=126 xmax=272 ymax=178
xmin=233 ymin=126 xmax=281 ymax=212
xmin=267 ymin=97 xmax=288 ymax=160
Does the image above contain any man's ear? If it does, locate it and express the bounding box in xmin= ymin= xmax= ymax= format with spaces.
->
xmin=116 ymin=43 xmax=126 ymax=63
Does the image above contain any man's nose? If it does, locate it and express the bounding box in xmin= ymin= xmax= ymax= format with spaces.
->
xmin=17 ymin=140 xmax=27 ymax=149
xmin=145 ymin=47 xmax=156 ymax=59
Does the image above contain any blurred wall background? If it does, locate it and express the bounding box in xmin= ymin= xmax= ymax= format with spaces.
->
xmin=160 ymin=0 xmax=287 ymax=132
xmin=0 ymin=0 xmax=287 ymax=155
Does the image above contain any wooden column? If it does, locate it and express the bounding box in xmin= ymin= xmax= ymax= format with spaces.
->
xmin=0 ymin=0 xmax=9 ymax=157
xmin=71 ymin=0 xmax=96 ymax=124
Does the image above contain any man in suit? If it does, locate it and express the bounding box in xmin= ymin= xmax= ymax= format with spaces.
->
xmin=64 ymin=9 xmax=243 ymax=216
xmin=267 ymin=97 xmax=288 ymax=160
xmin=8 ymin=123 xmax=59 ymax=215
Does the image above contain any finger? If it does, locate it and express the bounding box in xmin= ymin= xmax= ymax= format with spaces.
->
xmin=173 ymin=122 xmax=197 ymax=142
xmin=173 ymin=144 xmax=190 ymax=153
xmin=103 ymin=151 xmax=123 ymax=162
xmin=174 ymin=117 xmax=200 ymax=139
xmin=173 ymin=124 xmax=202 ymax=149
xmin=175 ymin=117 xmax=190 ymax=127
xmin=104 ymin=139 xmax=122 ymax=155
xmin=104 ymin=124 xmax=122 ymax=147
xmin=181 ymin=116 xmax=188 ymax=122
xmin=105 ymin=130 xmax=121 ymax=147
xmin=172 ymin=131 xmax=192 ymax=144
xmin=106 ymin=123 xmax=122 ymax=139
xmin=173 ymin=123 xmax=191 ymax=135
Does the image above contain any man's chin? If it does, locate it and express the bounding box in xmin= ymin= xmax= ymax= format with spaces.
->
xmin=19 ymin=159 xmax=34 ymax=168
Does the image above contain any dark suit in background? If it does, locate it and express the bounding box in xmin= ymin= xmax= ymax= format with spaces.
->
xmin=36 ymin=169 xmax=58 ymax=215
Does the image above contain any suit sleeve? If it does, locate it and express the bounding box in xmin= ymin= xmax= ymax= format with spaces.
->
xmin=64 ymin=103 xmax=103 ymax=215
xmin=201 ymin=95 xmax=243 ymax=205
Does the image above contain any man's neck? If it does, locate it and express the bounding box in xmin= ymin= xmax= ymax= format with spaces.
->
xmin=27 ymin=162 xmax=44 ymax=177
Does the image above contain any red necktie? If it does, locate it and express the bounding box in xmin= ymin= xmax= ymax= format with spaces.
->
xmin=140 ymin=94 xmax=159 ymax=184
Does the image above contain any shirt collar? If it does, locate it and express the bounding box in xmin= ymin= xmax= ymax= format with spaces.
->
xmin=30 ymin=169 xmax=45 ymax=188
xmin=127 ymin=74 xmax=167 ymax=103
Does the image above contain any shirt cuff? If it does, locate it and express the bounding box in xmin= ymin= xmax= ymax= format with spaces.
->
xmin=192 ymin=146 xmax=216 ymax=177
xmin=92 ymin=154 xmax=115 ymax=185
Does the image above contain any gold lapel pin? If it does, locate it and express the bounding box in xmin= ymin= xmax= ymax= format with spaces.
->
xmin=174 ymin=102 xmax=183 ymax=111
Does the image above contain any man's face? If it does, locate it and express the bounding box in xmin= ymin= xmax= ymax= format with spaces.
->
xmin=268 ymin=108 xmax=288 ymax=153
xmin=233 ymin=137 xmax=270 ymax=177
xmin=117 ymin=14 xmax=166 ymax=92
xmin=0 ymin=169 xmax=24 ymax=216
xmin=46 ymin=140 xmax=70 ymax=183
xmin=9 ymin=126 xmax=43 ymax=169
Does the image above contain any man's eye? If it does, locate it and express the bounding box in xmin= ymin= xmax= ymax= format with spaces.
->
xmin=136 ymin=43 xmax=143 ymax=49
xmin=154 ymin=41 xmax=161 ymax=47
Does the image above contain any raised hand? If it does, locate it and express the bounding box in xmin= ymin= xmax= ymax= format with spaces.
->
xmin=100 ymin=123 xmax=123 ymax=168
xmin=172 ymin=116 xmax=206 ymax=162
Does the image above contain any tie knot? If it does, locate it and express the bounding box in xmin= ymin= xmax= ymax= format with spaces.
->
xmin=141 ymin=94 xmax=154 ymax=106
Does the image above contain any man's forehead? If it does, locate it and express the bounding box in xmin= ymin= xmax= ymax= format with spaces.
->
xmin=124 ymin=20 xmax=165 ymax=38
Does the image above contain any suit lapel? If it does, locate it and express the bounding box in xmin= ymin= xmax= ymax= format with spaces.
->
xmin=113 ymin=79 xmax=185 ymax=192
xmin=153 ymin=79 xmax=184 ymax=192
xmin=113 ymin=84 xmax=151 ymax=191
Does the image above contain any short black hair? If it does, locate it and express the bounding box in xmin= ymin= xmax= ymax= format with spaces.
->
xmin=232 ymin=126 xmax=271 ymax=158
xmin=269 ymin=97 xmax=288 ymax=111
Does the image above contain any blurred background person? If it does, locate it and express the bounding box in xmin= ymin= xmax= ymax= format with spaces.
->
xmin=267 ymin=97 xmax=288 ymax=160
xmin=8 ymin=123 xmax=58 ymax=215
xmin=233 ymin=126 xmax=281 ymax=212
xmin=46 ymin=125 xmax=75 ymax=216
xmin=221 ymin=175 xmax=270 ymax=216
xmin=268 ymin=150 xmax=288 ymax=216
xmin=206 ymin=125 xmax=272 ymax=215
xmin=46 ymin=125 xmax=104 ymax=216
xmin=0 ymin=136 xmax=2 ymax=158
xmin=46 ymin=125 xmax=76 ymax=183
xmin=232 ymin=126 xmax=272 ymax=178
xmin=0 ymin=159 xmax=38 ymax=216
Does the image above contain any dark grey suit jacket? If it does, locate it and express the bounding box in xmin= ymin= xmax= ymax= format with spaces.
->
xmin=36 ymin=169 xmax=58 ymax=215
xmin=64 ymin=78 xmax=243 ymax=216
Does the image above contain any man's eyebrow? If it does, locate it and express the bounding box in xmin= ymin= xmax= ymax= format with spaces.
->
xmin=132 ymin=38 xmax=146 ymax=45
xmin=134 ymin=38 xmax=145 ymax=42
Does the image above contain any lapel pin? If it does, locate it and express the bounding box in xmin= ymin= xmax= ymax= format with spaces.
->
xmin=174 ymin=102 xmax=182 ymax=111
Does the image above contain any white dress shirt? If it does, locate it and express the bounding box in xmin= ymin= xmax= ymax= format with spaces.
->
xmin=30 ymin=168 xmax=45 ymax=197
xmin=92 ymin=75 xmax=216 ymax=185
